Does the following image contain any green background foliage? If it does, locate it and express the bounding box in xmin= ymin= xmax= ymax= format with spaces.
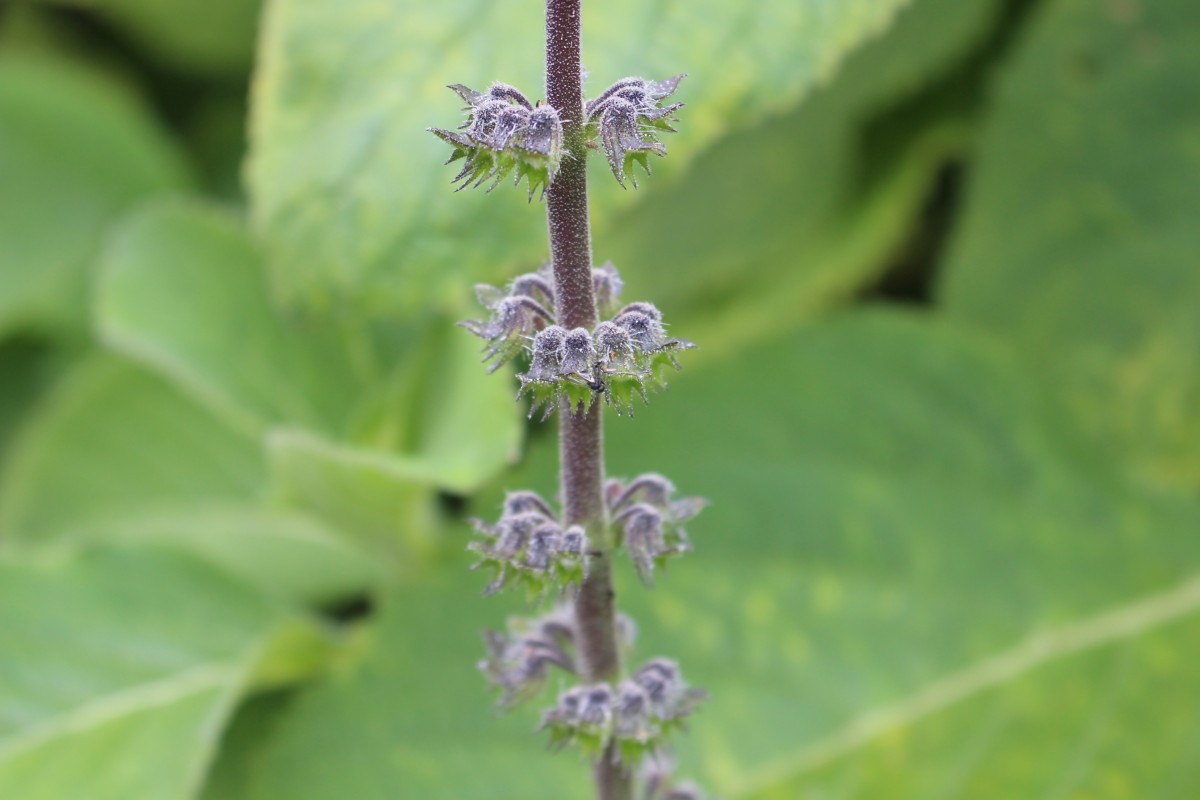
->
xmin=0 ymin=0 xmax=1197 ymax=797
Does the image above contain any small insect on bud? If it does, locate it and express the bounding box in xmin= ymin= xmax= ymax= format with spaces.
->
xmin=429 ymin=82 xmax=564 ymax=199
xmin=585 ymin=74 xmax=685 ymax=187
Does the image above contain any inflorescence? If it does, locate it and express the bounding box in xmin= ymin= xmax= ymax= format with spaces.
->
xmin=434 ymin=63 xmax=706 ymax=798
xmin=468 ymin=476 xmax=705 ymax=606
xmin=479 ymin=606 xmax=705 ymax=769
xmin=460 ymin=262 xmax=695 ymax=417
xmin=429 ymin=74 xmax=684 ymax=196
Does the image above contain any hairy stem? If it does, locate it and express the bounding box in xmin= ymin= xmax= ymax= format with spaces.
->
xmin=546 ymin=1 xmax=630 ymax=797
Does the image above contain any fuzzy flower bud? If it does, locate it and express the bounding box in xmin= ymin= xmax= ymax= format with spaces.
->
xmin=430 ymin=82 xmax=564 ymax=199
xmin=479 ymin=609 xmax=577 ymax=708
xmin=585 ymin=75 xmax=684 ymax=187
xmin=460 ymin=293 xmax=554 ymax=372
xmin=592 ymin=261 xmax=625 ymax=314
xmin=560 ymin=327 xmax=596 ymax=376
xmin=468 ymin=491 xmax=589 ymax=598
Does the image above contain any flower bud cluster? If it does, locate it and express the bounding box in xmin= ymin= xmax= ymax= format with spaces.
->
xmin=519 ymin=303 xmax=693 ymax=418
xmin=540 ymin=658 xmax=706 ymax=761
xmin=640 ymin=755 xmax=708 ymax=800
xmin=468 ymin=490 xmax=590 ymax=600
xmin=607 ymin=474 xmax=707 ymax=586
xmin=480 ymin=606 xmax=637 ymax=709
xmin=460 ymin=262 xmax=621 ymax=372
xmin=585 ymin=75 xmax=685 ymax=187
xmin=460 ymin=262 xmax=694 ymax=416
xmin=429 ymin=82 xmax=564 ymax=199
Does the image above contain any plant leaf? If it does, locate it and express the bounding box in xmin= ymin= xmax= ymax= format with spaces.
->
xmin=224 ymin=312 xmax=1200 ymax=798
xmin=0 ymin=54 xmax=189 ymax=338
xmin=0 ymin=356 xmax=263 ymax=543
xmin=70 ymin=507 xmax=382 ymax=608
xmin=940 ymin=0 xmax=1200 ymax=492
xmin=0 ymin=546 xmax=290 ymax=800
xmin=96 ymin=200 xmax=370 ymax=438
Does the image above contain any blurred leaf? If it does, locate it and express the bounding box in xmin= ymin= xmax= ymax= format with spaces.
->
xmin=606 ymin=0 xmax=1009 ymax=357
xmin=0 ymin=338 xmax=57 ymax=460
xmin=96 ymin=200 xmax=370 ymax=438
xmin=37 ymin=0 xmax=260 ymax=75
xmin=228 ymin=311 xmax=1200 ymax=798
xmin=940 ymin=0 xmax=1200 ymax=491
xmin=73 ymin=507 xmax=382 ymax=607
xmin=348 ymin=323 xmax=524 ymax=492
xmin=743 ymin=601 xmax=1200 ymax=797
xmin=0 ymin=54 xmax=189 ymax=338
xmin=265 ymin=430 xmax=439 ymax=561
xmin=0 ymin=546 xmax=287 ymax=800
xmin=0 ymin=356 xmax=263 ymax=542
xmin=249 ymin=0 xmax=913 ymax=316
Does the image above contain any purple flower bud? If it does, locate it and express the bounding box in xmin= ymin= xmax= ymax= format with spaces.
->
xmin=525 ymin=325 xmax=567 ymax=382
xmin=558 ymin=525 xmax=587 ymax=556
xmin=487 ymin=81 xmax=533 ymax=109
xmin=611 ymin=473 xmax=676 ymax=511
xmin=579 ymin=684 xmax=615 ymax=727
xmin=614 ymin=680 xmax=651 ymax=740
xmin=616 ymin=301 xmax=662 ymax=322
xmin=593 ymin=321 xmax=636 ymax=371
xmin=460 ymin=294 xmax=554 ymax=372
xmin=509 ymin=272 xmax=555 ymax=304
xmin=493 ymin=511 xmax=544 ymax=560
xmin=560 ymin=327 xmax=595 ymax=376
xmin=431 ymin=83 xmax=564 ymax=197
xmin=519 ymin=105 xmax=564 ymax=159
xmin=619 ymin=503 xmax=665 ymax=585
xmin=479 ymin=619 xmax=577 ymax=708
xmin=524 ymin=522 xmax=563 ymax=571
xmin=502 ymin=490 xmax=555 ymax=519
xmin=592 ymin=261 xmax=624 ymax=312
xmin=586 ymin=75 xmax=684 ymax=187
xmin=615 ymin=309 xmax=667 ymax=353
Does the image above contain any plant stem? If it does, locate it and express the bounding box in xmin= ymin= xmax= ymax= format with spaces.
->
xmin=545 ymin=1 xmax=630 ymax=797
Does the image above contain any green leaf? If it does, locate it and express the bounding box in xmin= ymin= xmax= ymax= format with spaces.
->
xmin=348 ymin=323 xmax=524 ymax=493
xmin=96 ymin=200 xmax=370 ymax=438
xmin=0 ymin=338 xmax=57 ymax=462
xmin=0 ymin=54 xmax=189 ymax=338
xmin=228 ymin=312 xmax=1200 ymax=798
xmin=0 ymin=546 xmax=287 ymax=800
xmin=604 ymin=0 xmax=1006 ymax=357
xmin=249 ymin=0 xmax=913 ymax=315
xmin=0 ymin=356 xmax=263 ymax=543
xmin=72 ymin=507 xmax=382 ymax=607
xmin=265 ymin=430 xmax=439 ymax=560
xmin=940 ymin=0 xmax=1200 ymax=491
xmin=36 ymin=0 xmax=260 ymax=75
